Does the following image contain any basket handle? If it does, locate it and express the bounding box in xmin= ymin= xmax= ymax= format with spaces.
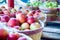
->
xmin=39 ymin=20 xmax=44 ymax=28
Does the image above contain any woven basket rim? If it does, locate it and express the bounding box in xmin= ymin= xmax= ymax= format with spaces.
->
xmin=40 ymin=8 xmax=57 ymax=10
xmin=17 ymin=27 xmax=43 ymax=35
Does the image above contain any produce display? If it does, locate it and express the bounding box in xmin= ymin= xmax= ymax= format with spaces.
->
xmin=27 ymin=1 xmax=42 ymax=7
xmin=42 ymin=1 xmax=58 ymax=8
xmin=38 ymin=1 xmax=58 ymax=21
xmin=0 ymin=6 xmax=44 ymax=40
xmin=0 ymin=28 xmax=32 ymax=40
xmin=27 ymin=1 xmax=58 ymax=8
xmin=0 ymin=6 xmax=44 ymax=31
xmin=26 ymin=1 xmax=42 ymax=10
xmin=44 ymin=1 xmax=57 ymax=8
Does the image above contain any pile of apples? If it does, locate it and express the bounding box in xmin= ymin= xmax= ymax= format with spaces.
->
xmin=0 ymin=6 xmax=43 ymax=31
xmin=43 ymin=1 xmax=57 ymax=8
xmin=27 ymin=1 xmax=42 ymax=7
xmin=0 ymin=28 xmax=31 ymax=40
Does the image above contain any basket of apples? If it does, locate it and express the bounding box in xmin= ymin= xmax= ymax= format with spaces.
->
xmin=0 ymin=28 xmax=33 ymax=40
xmin=26 ymin=1 xmax=42 ymax=10
xmin=39 ymin=1 xmax=58 ymax=21
xmin=0 ymin=6 xmax=45 ymax=40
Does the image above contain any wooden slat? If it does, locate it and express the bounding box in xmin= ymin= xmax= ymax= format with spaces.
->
xmin=43 ymin=27 xmax=60 ymax=33
xmin=43 ymin=32 xmax=60 ymax=39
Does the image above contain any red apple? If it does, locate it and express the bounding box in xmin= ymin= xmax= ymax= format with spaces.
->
xmin=17 ymin=10 xmax=22 ymax=14
xmin=3 ymin=10 xmax=10 ymax=14
xmin=21 ymin=23 xmax=30 ymax=30
xmin=31 ymin=10 xmax=35 ymax=14
xmin=8 ymin=7 xmax=12 ymax=10
xmin=7 ymin=18 xmax=20 ymax=27
xmin=18 ymin=37 xmax=27 ymax=40
xmin=7 ymin=7 xmax=12 ymax=13
xmin=35 ymin=10 xmax=41 ymax=16
xmin=33 ymin=14 xmax=38 ymax=22
xmin=0 ymin=29 xmax=8 ymax=40
xmin=33 ymin=11 xmax=40 ymax=19
xmin=27 ymin=13 xmax=33 ymax=17
xmin=36 ymin=10 xmax=41 ymax=13
xmin=27 ymin=11 xmax=34 ymax=17
xmin=10 ymin=13 xmax=16 ymax=17
xmin=8 ymin=33 xmax=20 ymax=40
xmin=1 ymin=15 xmax=10 ymax=22
xmin=1 ymin=6 xmax=6 ymax=10
xmin=16 ymin=14 xmax=27 ymax=23
xmin=24 ymin=10 xmax=29 ymax=15
xmin=27 ymin=16 xmax=35 ymax=24
xmin=0 ymin=11 xmax=4 ymax=14
xmin=3 ymin=9 xmax=10 ymax=15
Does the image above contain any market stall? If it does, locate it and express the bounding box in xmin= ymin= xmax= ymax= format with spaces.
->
xmin=0 ymin=0 xmax=60 ymax=40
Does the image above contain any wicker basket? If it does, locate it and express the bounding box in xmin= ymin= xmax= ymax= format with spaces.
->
xmin=17 ymin=21 xmax=43 ymax=40
xmin=46 ymin=14 xmax=57 ymax=21
xmin=40 ymin=8 xmax=57 ymax=14
xmin=29 ymin=31 xmax=42 ymax=40
xmin=18 ymin=28 xmax=43 ymax=40
xmin=0 ymin=22 xmax=33 ymax=40
xmin=40 ymin=8 xmax=57 ymax=21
